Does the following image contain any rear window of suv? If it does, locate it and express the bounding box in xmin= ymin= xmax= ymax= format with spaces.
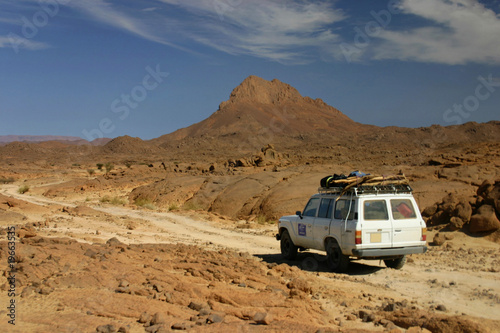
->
xmin=390 ymin=199 xmax=417 ymax=219
xmin=363 ymin=200 xmax=389 ymax=220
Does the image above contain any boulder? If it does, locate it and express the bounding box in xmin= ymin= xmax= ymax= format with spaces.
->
xmin=477 ymin=180 xmax=500 ymax=213
xmin=469 ymin=205 xmax=500 ymax=233
xmin=449 ymin=217 xmax=465 ymax=231
xmin=453 ymin=199 xmax=473 ymax=222
xmin=425 ymin=193 xmax=474 ymax=229
xmin=422 ymin=204 xmax=438 ymax=217
xmin=432 ymin=233 xmax=446 ymax=246
xmin=429 ymin=211 xmax=447 ymax=226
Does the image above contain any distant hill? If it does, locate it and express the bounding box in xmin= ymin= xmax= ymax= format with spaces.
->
xmin=102 ymin=135 xmax=163 ymax=154
xmin=0 ymin=135 xmax=82 ymax=143
xmin=0 ymin=135 xmax=111 ymax=146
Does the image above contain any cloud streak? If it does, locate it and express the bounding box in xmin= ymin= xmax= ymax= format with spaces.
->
xmin=64 ymin=0 xmax=193 ymax=53
xmin=5 ymin=0 xmax=497 ymax=65
xmin=0 ymin=35 xmax=49 ymax=51
xmin=63 ymin=0 xmax=346 ymax=64
xmin=159 ymin=0 xmax=346 ymax=63
xmin=373 ymin=0 xmax=500 ymax=65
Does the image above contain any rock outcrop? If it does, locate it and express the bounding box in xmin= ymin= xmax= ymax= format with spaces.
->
xmin=423 ymin=179 xmax=500 ymax=233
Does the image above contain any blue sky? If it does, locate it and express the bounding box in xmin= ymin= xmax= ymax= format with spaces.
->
xmin=1 ymin=0 xmax=499 ymax=140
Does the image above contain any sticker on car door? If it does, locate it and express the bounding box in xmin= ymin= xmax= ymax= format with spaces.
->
xmin=298 ymin=223 xmax=307 ymax=236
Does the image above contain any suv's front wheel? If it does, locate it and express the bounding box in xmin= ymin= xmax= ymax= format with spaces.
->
xmin=280 ymin=229 xmax=297 ymax=260
xmin=326 ymin=239 xmax=349 ymax=273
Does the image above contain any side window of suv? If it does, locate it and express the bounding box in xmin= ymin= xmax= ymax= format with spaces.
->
xmin=334 ymin=200 xmax=356 ymax=220
xmin=364 ymin=200 xmax=389 ymax=220
xmin=303 ymin=198 xmax=320 ymax=217
xmin=318 ymin=198 xmax=333 ymax=218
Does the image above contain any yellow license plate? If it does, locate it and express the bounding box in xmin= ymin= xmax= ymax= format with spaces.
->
xmin=370 ymin=232 xmax=382 ymax=243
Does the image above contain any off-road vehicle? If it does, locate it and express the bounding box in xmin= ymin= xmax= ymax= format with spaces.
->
xmin=276 ymin=174 xmax=427 ymax=272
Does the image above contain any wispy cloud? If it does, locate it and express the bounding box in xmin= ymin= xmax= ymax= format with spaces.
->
xmin=373 ymin=0 xmax=500 ymax=65
xmin=64 ymin=0 xmax=192 ymax=52
xmin=141 ymin=7 xmax=159 ymax=12
xmin=63 ymin=0 xmax=345 ymax=64
xmin=158 ymin=0 xmax=346 ymax=64
xmin=0 ymin=35 xmax=49 ymax=51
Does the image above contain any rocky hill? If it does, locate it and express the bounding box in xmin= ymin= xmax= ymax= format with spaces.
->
xmin=155 ymin=76 xmax=362 ymax=143
xmin=1 ymin=76 xmax=499 ymax=167
xmin=102 ymin=136 xmax=164 ymax=155
xmin=147 ymin=76 xmax=500 ymax=164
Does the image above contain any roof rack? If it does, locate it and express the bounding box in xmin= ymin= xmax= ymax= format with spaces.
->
xmin=318 ymin=184 xmax=413 ymax=196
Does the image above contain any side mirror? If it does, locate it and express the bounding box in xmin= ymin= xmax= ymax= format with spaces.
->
xmin=296 ymin=211 xmax=303 ymax=219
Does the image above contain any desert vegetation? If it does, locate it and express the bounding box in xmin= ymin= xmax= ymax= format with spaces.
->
xmin=17 ymin=184 xmax=29 ymax=194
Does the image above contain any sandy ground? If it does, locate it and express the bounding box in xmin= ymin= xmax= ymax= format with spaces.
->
xmin=1 ymin=180 xmax=499 ymax=332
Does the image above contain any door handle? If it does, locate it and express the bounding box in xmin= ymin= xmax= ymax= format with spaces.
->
xmin=395 ymin=229 xmax=402 ymax=232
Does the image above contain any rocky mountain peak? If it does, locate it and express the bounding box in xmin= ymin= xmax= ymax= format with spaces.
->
xmin=219 ymin=75 xmax=302 ymax=109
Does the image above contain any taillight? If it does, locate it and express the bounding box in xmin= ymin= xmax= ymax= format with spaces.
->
xmin=421 ymin=227 xmax=427 ymax=241
xmin=355 ymin=230 xmax=362 ymax=244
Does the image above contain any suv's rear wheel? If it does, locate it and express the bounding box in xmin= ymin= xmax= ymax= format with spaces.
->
xmin=326 ymin=239 xmax=349 ymax=273
xmin=384 ymin=255 xmax=406 ymax=269
xmin=280 ymin=230 xmax=297 ymax=260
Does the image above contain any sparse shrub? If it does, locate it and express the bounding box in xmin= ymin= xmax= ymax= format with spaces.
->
xmin=0 ymin=177 xmax=14 ymax=184
xmin=96 ymin=163 xmax=104 ymax=170
xmin=100 ymin=195 xmax=111 ymax=203
xmin=256 ymin=215 xmax=267 ymax=225
xmin=134 ymin=198 xmax=156 ymax=210
xmin=105 ymin=162 xmax=114 ymax=174
xmin=168 ymin=203 xmax=179 ymax=211
xmin=100 ymin=195 xmax=127 ymax=205
xmin=18 ymin=185 xmax=30 ymax=194
xmin=124 ymin=162 xmax=132 ymax=168
xmin=87 ymin=169 xmax=95 ymax=176
xmin=256 ymin=215 xmax=275 ymax=225
xmin=183 ymin=201 xmax=203 ymax=211
xmin=72 ymin=163 xmax=80 ymax=167
xmin=111 ymin=197 xmax=127 ymax=205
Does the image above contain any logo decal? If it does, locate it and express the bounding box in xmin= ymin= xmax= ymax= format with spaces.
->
xmin=298 ymin=223 xmax=306 ymax=236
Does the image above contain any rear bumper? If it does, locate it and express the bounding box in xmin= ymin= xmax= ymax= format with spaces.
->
xmin=352 ymin=245 xmax=427 ymax=258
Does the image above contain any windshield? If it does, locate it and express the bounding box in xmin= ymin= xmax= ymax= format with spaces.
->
xmin=303 ymin=198 xmax=320 ymax=217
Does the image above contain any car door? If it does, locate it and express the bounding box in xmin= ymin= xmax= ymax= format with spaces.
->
xmin=361 ymin=199 xmax=392 ymax=248
xmin=313 ymin=197 xmax=334 ymax=249
xmin=294 ymin=197 xmax=319 ymax=248
xmin=390 ymin=197 xmax=423 ymax=247
xmin=333 ymin=198 xmax=357 ymax=247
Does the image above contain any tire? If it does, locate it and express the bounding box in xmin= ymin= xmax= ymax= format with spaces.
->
xmin=326 ymin=239 xmax=349 ymax=273
xmin=280 ymin=229 xmax=298 ymax=260
xmin=384 ymin=255 xmax=407 ymax=269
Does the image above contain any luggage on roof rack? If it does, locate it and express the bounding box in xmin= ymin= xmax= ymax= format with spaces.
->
xmin=318 ymin=173 xmax=411 ymax=196
xmin=318 ymin=183 xmax=413 ymax=196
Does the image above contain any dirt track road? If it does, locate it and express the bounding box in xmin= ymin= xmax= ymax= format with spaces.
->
xmin=3 ymin=184 xmax=500 ymax=323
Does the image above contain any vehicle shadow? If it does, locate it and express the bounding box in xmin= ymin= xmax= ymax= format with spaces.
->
xmin=256 ymin=252 xmax=385 ymax=275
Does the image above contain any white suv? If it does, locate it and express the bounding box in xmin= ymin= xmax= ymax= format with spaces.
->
xmin=276 ymin=184 xmax=427 ymax=272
